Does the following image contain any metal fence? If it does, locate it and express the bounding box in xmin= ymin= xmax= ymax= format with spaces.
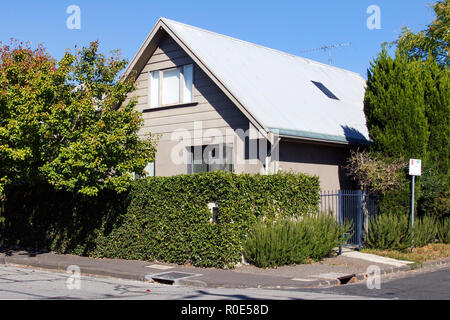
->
xmin=319 ymin=190 xmax=378 ymax=248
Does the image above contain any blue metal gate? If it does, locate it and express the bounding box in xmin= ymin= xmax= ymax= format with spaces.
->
xmin=319 ymin=190 xmax=378 ymax=248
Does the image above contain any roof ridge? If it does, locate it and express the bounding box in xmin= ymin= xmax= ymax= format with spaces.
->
xmin=160 ymin=17 xmax=364 ymax=79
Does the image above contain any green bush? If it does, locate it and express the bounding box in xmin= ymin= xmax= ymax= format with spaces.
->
xmin=0 ymin=171 xmax=320 ymax=268
xmin=414 ymin=215 xmax=438 ymax=247
xmin=437 ymin=218 xmax=450 ymax=244
xmin=366 ymin=214 xmax=411 ymax=250
xmin=418 ymin=166 xmax=450 ymax=219
xmin=366 ymin=213 xmax=445 ymax=250
xmin=243 ymin=214 xmax=351 ymax=268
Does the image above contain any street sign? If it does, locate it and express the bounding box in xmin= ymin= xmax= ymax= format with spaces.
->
xmin=409 ymin=158 xmax=421 ymax=253
xmin=409 ymin=159 xmax=422 ymax=176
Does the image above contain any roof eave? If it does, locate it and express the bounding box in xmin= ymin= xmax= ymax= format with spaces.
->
xmin=159 ymin=19 xmax=270 ymax=140
xmin=122 ymin=18 xmax=166 ymax=83
xmin=270 ymin=127 xmax=370 ymax=146
xmin=122 ymin=18 xmax=270 ymax=141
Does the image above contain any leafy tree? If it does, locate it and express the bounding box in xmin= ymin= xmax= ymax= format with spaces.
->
xmin=396 ymin=0 xmax=449 ymax=67
xmin=345 ymin=149 xmax=408 ymax=230
xmin=345 ymin=150 xmax=407 ymax=195
xmin=0 ymin=40 xmax=156 ymax=197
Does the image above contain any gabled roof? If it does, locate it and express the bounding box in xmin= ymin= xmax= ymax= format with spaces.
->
xmin=124 ymin=18 xmax=370 ymax=145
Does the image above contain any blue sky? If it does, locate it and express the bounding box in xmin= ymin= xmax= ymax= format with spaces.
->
xmin=0 ymin=0 xmax=437 ymax=78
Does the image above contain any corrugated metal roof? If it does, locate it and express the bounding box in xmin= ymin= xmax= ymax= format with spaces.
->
xmin=160 ymin=18 xmax=370 ymax=144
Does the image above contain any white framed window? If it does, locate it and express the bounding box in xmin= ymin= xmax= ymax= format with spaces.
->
xmin=148 ymin=64 xmax=193 ymax=108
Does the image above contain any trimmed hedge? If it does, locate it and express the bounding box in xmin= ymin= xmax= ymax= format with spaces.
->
xmin=0 ymin=171 xmax=320 ymax=268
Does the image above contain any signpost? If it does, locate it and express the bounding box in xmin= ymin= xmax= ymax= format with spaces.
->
xmin=409 ymin=159 xmax=422 ymax=253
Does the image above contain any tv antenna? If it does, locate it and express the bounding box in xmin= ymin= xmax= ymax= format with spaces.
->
xmin=300 ymin=42 xmax=351 ymax=65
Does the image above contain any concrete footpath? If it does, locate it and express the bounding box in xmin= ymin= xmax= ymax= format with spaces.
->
xmin=1 ymin=248 xmax=449 ymax=289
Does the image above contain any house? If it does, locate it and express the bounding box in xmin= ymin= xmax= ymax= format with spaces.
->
xmin=123 ymin=18 xmax=370 ymax=191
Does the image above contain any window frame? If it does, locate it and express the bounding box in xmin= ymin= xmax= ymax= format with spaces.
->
xmin=148 ymin=64 xmax=194 ymax=109
xmin=188 ymin=144 xmax=234 ymax=174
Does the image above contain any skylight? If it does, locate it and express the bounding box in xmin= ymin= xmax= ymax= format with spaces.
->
xmin=311 ymin=81 xmax=339 ymax=100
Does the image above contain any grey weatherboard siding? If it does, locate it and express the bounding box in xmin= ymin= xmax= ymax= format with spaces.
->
xmin=124 ymin=19 xmax=366 ymax=190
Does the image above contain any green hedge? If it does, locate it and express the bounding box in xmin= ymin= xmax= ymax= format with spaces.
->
xmin=0 ymin=171 xmax=320 ymax=268
xmin=243 ymin=214 xmax=351 ymax=268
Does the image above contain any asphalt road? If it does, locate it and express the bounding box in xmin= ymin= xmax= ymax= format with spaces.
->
xmin=304 ymin=265 xmax=450 ymax=300
xmin=0 ymin=264 xmax=448 ymax=300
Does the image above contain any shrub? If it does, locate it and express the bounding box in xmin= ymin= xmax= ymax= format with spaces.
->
xmin=243 ymin=214 xmax=351 ymax=268
xmin=414 ymin=215 xmax=438 ymax=247
xmin=366 ymin=213 xmax=443 ymax=250
xmin=365 ymin=214 xmax=411 ymax=250
xmin=0 ymin=171 xmax=320 ymax=268
xmin=437 ymin=218 xmax=450 ymax=244
xmin=419 ymin=166 xmax=450 ymax=219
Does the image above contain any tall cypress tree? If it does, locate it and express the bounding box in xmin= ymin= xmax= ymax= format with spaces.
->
xmin=418 ymin=57 xmax=450 ymax=217
xmin=364 ymin=49 xmax=449 ymax=217
xmin=364 ymin=49 xmax=430 ymax=161
xmin=363 ymin=50 xmax=431 ymax=215
xmin=422 ymin=56 xmax=450 ymax=174
xmin=362 ymin=1 xmax=449 ymax=217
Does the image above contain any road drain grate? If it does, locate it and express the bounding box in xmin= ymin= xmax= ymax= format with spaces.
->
xmin=150 ymin=272 xmax=201 ymax=285
xmin=337 ymin=274 xmax=356 ymax=285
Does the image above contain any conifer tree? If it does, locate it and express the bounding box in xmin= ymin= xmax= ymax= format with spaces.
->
xmin=364 ymin=49 xmax=430 ymax=161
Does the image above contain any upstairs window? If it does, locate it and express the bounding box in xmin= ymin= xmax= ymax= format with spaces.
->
xmin=311 ymin=80 xmax=339 ymax=100
xmin=149 ymin=64 xmax=193 ymax=108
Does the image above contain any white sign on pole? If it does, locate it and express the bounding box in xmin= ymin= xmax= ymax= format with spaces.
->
xmin=409 ymin=159 xmax=422 ymax=176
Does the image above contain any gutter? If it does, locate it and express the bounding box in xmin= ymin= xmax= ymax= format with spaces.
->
xmin=269 ymin=127 xmax=370 ymax=146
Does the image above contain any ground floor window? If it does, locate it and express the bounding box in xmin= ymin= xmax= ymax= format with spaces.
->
xmin=189 ymin=144 xmax=233 ymax=173
xmin=134 ymin=161 xmax=155 ymax=179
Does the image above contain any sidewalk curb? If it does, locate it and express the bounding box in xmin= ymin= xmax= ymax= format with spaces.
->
xmin=351 ymin=258 xmax=450 ymax=283
xmin=0 ymin=254 xmax=342 ymax=289
xmin=1 ymin=255 xmax=148 ymax=282
xmin=423 ymin=257 xmax=450 ymax=267
xmin=0 ymin=252 xmax=344 ymax=289
xmin=1 ymin=253 xmax=449 ymax=289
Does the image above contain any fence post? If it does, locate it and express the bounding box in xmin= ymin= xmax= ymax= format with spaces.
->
xmin=338 ymin=190 xmax=342 ymax=255
xmin=338 ymin=190 xmax=342 ymax=224
xmin=356 ymin=190 xmax=363 ymax=251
